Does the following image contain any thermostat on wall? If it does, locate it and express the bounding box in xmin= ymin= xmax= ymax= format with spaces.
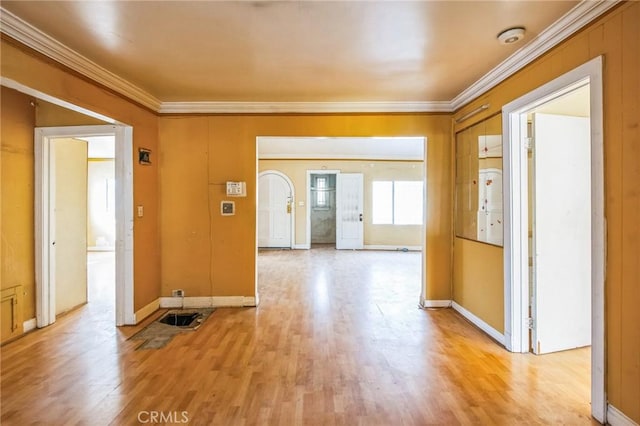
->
xmin=226 ymin=181 xmax=246 ymax=197
xmin=221 ymin=201 xmax=235 ymax=216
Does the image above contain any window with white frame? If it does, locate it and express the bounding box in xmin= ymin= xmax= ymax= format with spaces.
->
xmin=315 ymin=176 xmax=327 ymax=207
xmin=372 ymin=181 xmax=423 ymax=225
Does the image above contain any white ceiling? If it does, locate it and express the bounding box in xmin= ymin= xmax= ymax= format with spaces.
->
xmin=0 ymin=1 xmax=617 ymax=113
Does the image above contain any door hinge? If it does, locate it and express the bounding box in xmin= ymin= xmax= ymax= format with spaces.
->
xmin=527 ymin=317 xmax=534 ymax=329
xmin=525 ymin=138 xmax=534 ymax=152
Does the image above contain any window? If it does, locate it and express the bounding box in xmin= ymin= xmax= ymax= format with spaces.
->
xmin=316 ymin=176 xmax=327 ymax=207
xmin=372 ymin=181 xmax=423 ymax=225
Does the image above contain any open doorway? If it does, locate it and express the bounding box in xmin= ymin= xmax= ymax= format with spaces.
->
xmin=527 ymin=86 xmax=591 ymax=355
xmin=256 ymin=136 xmax=427 ymax=306
xmin=86 ymin=136 xmax=116 ymax=312
xmin=35 ymin=125 xmax=135 ymax=327
xmin=309 ymin=172 xmax=337 ymax=247
xmin=503 ymin=57 xmax=605 ymax=422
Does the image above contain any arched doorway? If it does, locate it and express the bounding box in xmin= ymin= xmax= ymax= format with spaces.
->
xmin=258 ymin=171 xmax=295 ymax=248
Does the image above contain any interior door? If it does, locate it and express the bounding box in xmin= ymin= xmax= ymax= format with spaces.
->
xmin=531 ymin=113 xmax=591 ymax=354
xmin=258 ymin=173 xmax=292 ymax=248
xmin=336 ymin=173 xmax=364 ymax=250
xmin=52 ymin=138 xmax=88 ymax=315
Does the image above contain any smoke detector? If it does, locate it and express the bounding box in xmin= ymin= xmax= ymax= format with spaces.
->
xmin=497 ymin=27 xmax=526 ymax=45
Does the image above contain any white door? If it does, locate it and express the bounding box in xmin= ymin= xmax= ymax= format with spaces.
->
xmin=531 ymin=113 xmax=591 ymax=354
xmin=52 ymin=138 xmax=88 ymax=315
xmin=258 ymin=173 xmax=292 ymax=248
xmin=336 ymin=173 xmax=364 ymax=250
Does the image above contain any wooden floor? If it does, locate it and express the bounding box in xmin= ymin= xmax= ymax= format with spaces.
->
xmin=1 ymin=247 xmax=594 ymax=425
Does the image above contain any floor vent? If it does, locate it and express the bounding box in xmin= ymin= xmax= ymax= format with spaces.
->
xmin=159 ymin=312 xmax=200 ymax=327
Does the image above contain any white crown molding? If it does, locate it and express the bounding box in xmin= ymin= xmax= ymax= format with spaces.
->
xmin=0 ymin=7 xmax=162 ymax=111
xmin=1 ymin=1 xmax=619 ymax=114
xmin=158 ymin=101 xmax=452 ymax=114
xmin=450 ymin=0 xmax=621 ymax=111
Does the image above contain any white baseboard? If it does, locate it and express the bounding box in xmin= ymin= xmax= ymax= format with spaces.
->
xmin=452 ymin=301 xmax=505 ymax=346
xmin=159 ymin=296 xmax=257 ymax=309
xmin=363 ymin=245 xmax=422 ymax=252
xmin=293 ymin=244 xmax=310 ymax=250
xmin=134 ymin=298 xmax=160 ymax=323
xmin=608 ymin=404 xmax=639 ymax=426
xmin=421 ymin=299 xmax=452 ymax=308
xmin=23 ymin=318 xmax=37 ymax=332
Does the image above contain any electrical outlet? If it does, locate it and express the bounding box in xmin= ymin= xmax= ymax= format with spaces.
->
xmin=172 ymin=289 xmax=184 ymax=297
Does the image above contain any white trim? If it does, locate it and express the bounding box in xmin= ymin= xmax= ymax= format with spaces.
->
xmin=114 ymin=125 xmax=136 ymax=326
xmin=23 ymin=318 xmax=37 ymax=332
xmin=450 ymin=0 xmax=620 ymax=110
xmin=257 ymin=169 xmax=296 ymax=249
xmin=293 ymin=244 xmax=310 ymax=250
xmin=1 ymin=77 xmax=116 ymax=124
xmin=134 ymin=298 xmax=160 ymax=324
xmin=607 ymin=405 xmax=639 ymax=426
xmin=0 ymin=8 xmax=161 ymax=112
xmin=421 ymin=300 xmax=451 ymax=308
xmin=363 ymin=245 xmax=422 ymax=252
xmin=419 ymin=141 xmax=429 ymax=309
xmin=159 ymin=296 xmax=256 ymax=309
xmin=34 ymin=130 xmax=53 ymax=327
xmin=160 ymin=101 xmax=452 ymax=114
xmin=34 ymin=125 xmax=136 ymax=328
xmin=502 ymin=56 xmax=605 ymax=423
xmin=452 ymin=302 xmax=506 ymax=346
xmin=1 ymin=3 xmax=619 ymax=114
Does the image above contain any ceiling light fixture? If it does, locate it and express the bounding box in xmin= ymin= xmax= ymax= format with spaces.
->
xmin=497 ymin=27 xmax=526 ymax=45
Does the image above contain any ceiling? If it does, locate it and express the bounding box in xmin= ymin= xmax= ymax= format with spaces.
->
xmin=0 ymin=1 xmax=613 ymax=113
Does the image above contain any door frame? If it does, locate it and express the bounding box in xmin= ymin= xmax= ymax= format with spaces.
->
xmin=306 ymin=169 xmax=340 ymax=249
xmin=35 ymin=125 xmax=135 ymax=327
xmin=502 ymin=56 xmax=605 ymax=422
xmin=257 ymin=170 xmax=295 ymax=249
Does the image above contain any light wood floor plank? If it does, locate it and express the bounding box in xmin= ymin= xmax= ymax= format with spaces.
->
xmin=1 ymin=248 xmax=595 ymax=425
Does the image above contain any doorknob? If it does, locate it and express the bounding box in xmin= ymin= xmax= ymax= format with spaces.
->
xmin=359 ymin=213 xmax=363 ymax=222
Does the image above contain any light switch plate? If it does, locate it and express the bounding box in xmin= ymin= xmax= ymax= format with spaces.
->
xmin=221 ymin=201 xmax=235 ymax=216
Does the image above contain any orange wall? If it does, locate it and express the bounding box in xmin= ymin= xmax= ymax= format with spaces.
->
xmin=453 ymin=2 xmax=639 ymax=421
xmin=0 ymin=88 xmax=36 ymax=321
xmin=453 ymin=238 xmax=503 ymax=332
xmin=159 ymin=114 xmax=452 ymax=300
xmin=1 ymin=37 xmax=161 ymax=313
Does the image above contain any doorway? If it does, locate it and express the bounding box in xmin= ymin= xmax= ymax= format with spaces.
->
xmin=86 ymin=136 xmax=116 ymax=311
xmin=502 ymin=57 xmax=605 ymax=422
xmin=528 ymin=93 xmax=591 ymax=355
xmin=256 ymin=136 xmax=427 ymax=308
xmin=309 ymin=172 xmax=337 ymax=246
xmin=35 ymin=125 xmax=135 ymax=327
